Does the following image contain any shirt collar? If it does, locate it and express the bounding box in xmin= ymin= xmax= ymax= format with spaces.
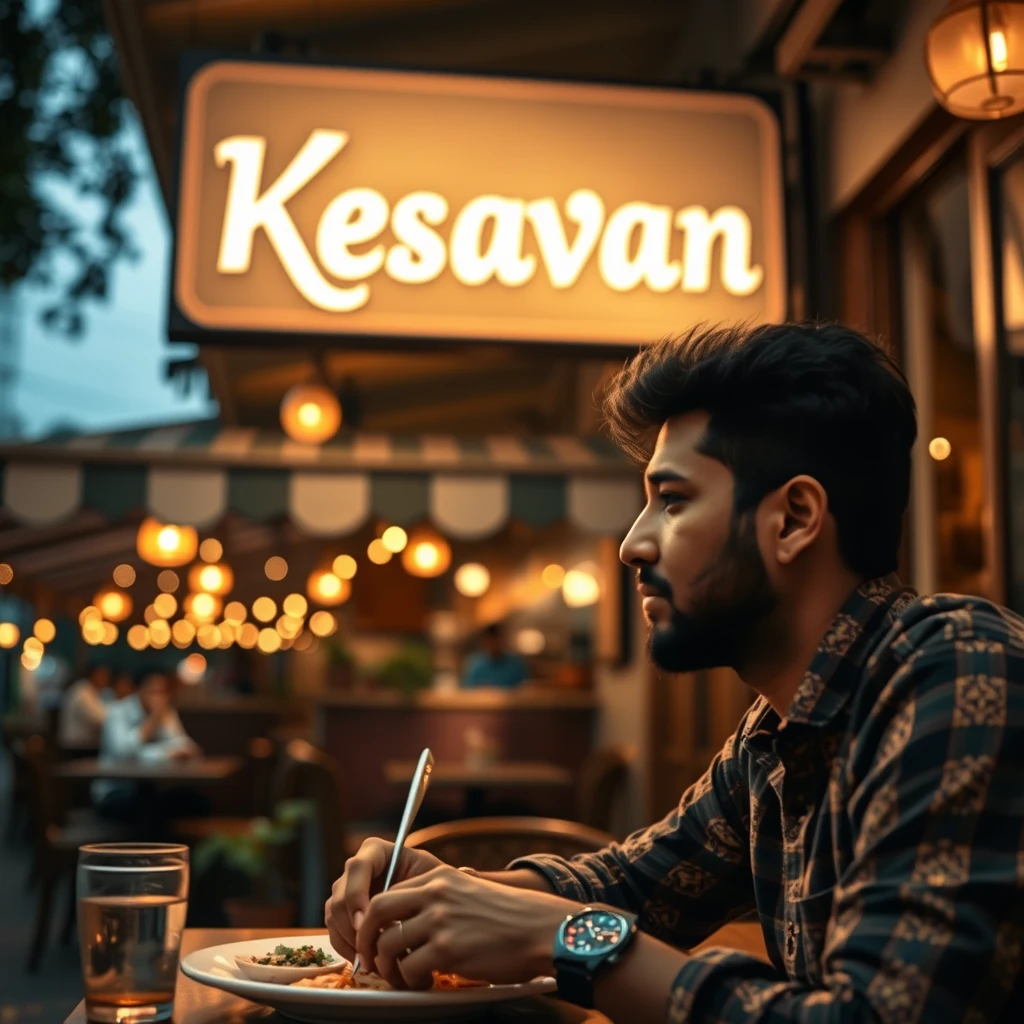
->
xmin=741 ymin=573 xmax=916 ymax=745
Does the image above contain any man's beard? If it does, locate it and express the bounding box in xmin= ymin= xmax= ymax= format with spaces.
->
xmin=643 ymin=513 xmax=777 ymax=674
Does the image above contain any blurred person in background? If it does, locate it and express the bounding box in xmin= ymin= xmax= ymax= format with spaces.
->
xmin=94 ymin=670 xmax=207 ymax=835
xmin=58 ymin=662 xmax=112 ymax=752
xmin=461 ymin=622 xmax=528 ymax=690
xmin=111 ymin=668 xmax=134 ymax=701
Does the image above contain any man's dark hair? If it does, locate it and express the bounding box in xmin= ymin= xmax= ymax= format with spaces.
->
xmin=602 ymin=322 xmax=917 ymax=578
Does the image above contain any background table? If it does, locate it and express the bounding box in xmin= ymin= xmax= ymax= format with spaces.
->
xmin=52 ymin=756 xmax=243 ymax=782
xmin=64 ymin=928 xmax=613 ymax=1023
xmin=385 ymin=760 xmax=574 ymax=816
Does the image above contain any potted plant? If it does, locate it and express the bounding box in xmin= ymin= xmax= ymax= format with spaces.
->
xmin=375 ymin=643 xmax=433 ymax=699
xmin=193 ymin=799 xmax=313 ymax=928
xmin=324 ymin=636 xmax=356 ymax=691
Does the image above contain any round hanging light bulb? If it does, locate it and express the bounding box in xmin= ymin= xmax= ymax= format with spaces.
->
xmin=157 ymin=570 xmax=180 ymax=593
xmin=188 ymin=561 xmax=234 ymax=596
xmin=562 ymin=567 xmax=601 ymax=608
xmin=332 ymin=554 xmax=357 ymax=579
xmin=381 ymin=526 xmax=408 ymax=553
xmin=224 ymin=601 xmax=247 ymax=625
xmin=33 ymin=618 xmax=56 ymax=644
xmin=929 ymin=436 xmax=953 ymax=461
xmin=237 ymin=622 xmax=259 ymax=649
xmin=79 ymin=606 xmax=102 ymax=626
xmin=127 ymin=624 xmax=150 ymax=651
xmin=307 ymin=569 xmax=350 ymax=606
xmin=172 ymin=619 xmax=196 ymax=648
xmin=101 ymin=622 xmax=118 ymax=646
xmin=282 ymin=593 xmax=308 ymax=618
xmin=113 ymin=564 xmax=136 ymax=587
xmin=264 ymin=556 xmax=288 ymax=581
xmin=280 ymin=383 xmax=342 ymax=445
xmin=309 ymin=610 xmax=338 ymax=637
xmin=0 ymin=622 xmax=20 ymax=648
xmin=926 ymin=1 xmax=1024 ymax=119
xmin=542 ymin=564 xmax=566 ymax=589
xmin=153 ymin=593 xmax=178 ymax=619
xmin=186 ymin=592 xmax=221 ymax=622
xmin=401 ymin=527 xmax=451 ymax=579
xmin=454 ymin=563 xmax=491 ymax=598
xmin=199 ymin=538 xmax=223 ymax=563
xmin=136 ymin=518 xmax=198 ymax=568
xmin=95 ymin=587 xmax=132 ymax=624
xmin=367 ymin=539 xmax=392 ymax=565
xmin=252 ymin=597 xmax=277 ymax=623
xmin=257 ymin=627 xmax=282 ymax=654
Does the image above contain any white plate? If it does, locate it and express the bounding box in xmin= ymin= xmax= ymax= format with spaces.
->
xmin=180 ymin=934 xmax=557 ymax=1022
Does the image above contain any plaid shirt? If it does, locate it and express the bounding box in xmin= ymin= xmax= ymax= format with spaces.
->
xmin=512 ymin=575 xmax=1024 ymax=1022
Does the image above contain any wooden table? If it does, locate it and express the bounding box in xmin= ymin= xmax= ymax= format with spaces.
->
xmin=386 ymin=760 xmax=575 ymax=816
xmin=52 ymin=756 xmax=243 ymax=782
xmin=64 ymin=928 xmax=612 ymax=1023
xmin=65 ymin=924 xmax=769 ymax=1023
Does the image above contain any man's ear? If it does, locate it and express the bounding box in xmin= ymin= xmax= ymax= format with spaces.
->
xmin=762 ymin=475 xmax=828 ymax=566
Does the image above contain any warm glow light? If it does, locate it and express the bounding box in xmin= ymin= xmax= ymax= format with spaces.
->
xmin=307 ymin=569 xmax=349 ymax=606
xmin=0 ymin=563 xmax=13 ymax=585
xmin=367 ymin=539 xmax=392 ymax=565
xmin=224 ymin=601 xmax=247 ymax=625
xmin=189 ymin=592 xmax=219 ymax=621
xmin=516 ymin=628 xmax=546 ymax=655
xmin=113 ymin=564 xmax=136 ymax=588
xmin=0 ymin=623 xmax=20 ymax=648
xmin=454 ymin=562 xmax=490 ymax=598
xmin=929 ymin=436 xmax=952 ymax=461
xmin=542 ymin=564 xmax=566 ymax=589
xmin=257 ymin=627 xmax=282 ymax=653
xmin=172 ymin=620 xmax=196 ymax=647
xmin=218 ymin=621 xmax=237 ymax=646
xmin=562 ymin=567 xmax=601 ymax=608
xmin=381 ymin=526 xmax=408 ymax=553
xmin=79 ymin=606 xmax=102 ymax=626
xmin=283 ymin=593 xmax=308 ymax=618
xmin=280 ymin=383 xmax=342 ymax=444
xmin=21 ymin=652 xmax=40 ymax=671
xmin=294 ymin=631 xmax=315 ymax=652
xmin=157 ymin=570 xmax=180 ymax=593
xmin=127 ymin=625 xmax=149 ymax=651
xmin=237 ymin=622 xmax=259 ymax=649
xmin=33 ymin=619 xmax=56 ymax=644
xmin=309 ymin=610 xmax=337 ymax=637
xmin=101 ymin=622 xmax=118 ymax=646
xmin=332 ymin=554 xmax=357 ymax=579
xmin=926 ymin=1 xmax=1024 ymax=119
xmin=179 ymin=653 xmax=207 ymax=684
xmin=149 ymin=619 xmax=171 ymax=648
xmin=265 ymin=556 xmax=289 ymax=581
xmin=252 ymin=597 xmax=277 ymax=623
xmin=401 ymin=529 xmax=451 ymax=578
xmin=95 ymin=588 xmax=132 ymax=623
xmin=152 ymin=594 xmax=176 ymax=619
xmin=199 ymin=538 xmax=223 ymax=563
xmin=197 ymin=624 xmax=222 ymax=650
xmin=277 ymin=614 xmax=302 ymax=639
xmin=23 ymin=637 xmax=43 ymax=656
xmin=190 ymin=562 xmax=234 ymax=595
xmin=137 ymin=518 xmax=197 ymax=568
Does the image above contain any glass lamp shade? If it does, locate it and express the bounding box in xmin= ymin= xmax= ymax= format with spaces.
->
xmin=926 ymin=0 xmax=1024 ymax=118
xmin=137 ymin=518 xmax=198 ymax=567
xmin=401 ymin=528 xmax=452 ymax=578
xmin=187 ymin=561 xmax=234 ymax=596
xmin=280 ymin=383 xmax=342 ymax=444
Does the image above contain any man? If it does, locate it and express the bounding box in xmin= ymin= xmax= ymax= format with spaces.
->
xmin=326 ymin=323 xmax=1024 ymax=1022
xmin=58 ymin=663 xmax=112 ymax=750
xmin=95 ymin=670 xmax=205 ymax=834
xmin=460 ymin=622 xmax=529 ymax=690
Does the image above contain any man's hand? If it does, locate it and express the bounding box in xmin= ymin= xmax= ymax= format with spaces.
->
xmin=355 ymin=864 xmax=577 ymax=990
xmin=325 ymin=838 xmax=445 ymax=963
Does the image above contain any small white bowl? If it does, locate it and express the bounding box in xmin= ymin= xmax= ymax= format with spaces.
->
xmin=234 ymin=950 xmax=349 ymax=986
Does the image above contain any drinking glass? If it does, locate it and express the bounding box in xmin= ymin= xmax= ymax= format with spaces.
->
xmin=77 ymin=843 xmax=189 ymax=1023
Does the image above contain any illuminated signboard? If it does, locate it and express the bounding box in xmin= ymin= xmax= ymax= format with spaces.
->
xmin=172 ymin=60 xmax=786 ymax=347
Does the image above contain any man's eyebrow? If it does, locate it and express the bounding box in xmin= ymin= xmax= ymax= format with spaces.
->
xmin=645 ymin=469 xmax=690 ymax=486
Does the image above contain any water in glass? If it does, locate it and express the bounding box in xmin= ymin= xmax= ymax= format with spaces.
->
xmin=77 ymin=844 xmax=189 ymax=1023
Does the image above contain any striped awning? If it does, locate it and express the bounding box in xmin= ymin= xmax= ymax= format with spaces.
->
xmin=0 ymin=422 xmax=642 ymax=538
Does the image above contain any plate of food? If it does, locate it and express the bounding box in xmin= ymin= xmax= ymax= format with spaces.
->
xmin=180 ymin=934 xmax=557 ymax=1022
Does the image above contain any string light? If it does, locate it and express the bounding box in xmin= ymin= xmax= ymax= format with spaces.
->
xmin=237 ymin=622 xmax=259 ymax=649
xmin=381 ymin=526 xmax=408 ymax=553
xmin=0 ymin=564 xmax=12 ymax=585
xmin=82 ymin=619 xmax=106 ymax=645
xmin=307 ymin=569 xmax=349 ymax=606
xmin=280 ymin=383 xmax=342 ymax=444
xmin=401 ymin=528 xmax=451 ymax=579
xmin=257 ymin=628 xmax=282 ymax=653
xmin=199 ymin=538 xmax=223 ymax=563
xmin=265 ymin=556 xmax=288 ymax=581
xmin=189 ymin=562 xmax=234 ymax=595
xmin=542 ymin=564 xmax=566 ymax=589
xmin=454 ymin=563 xmax=490 ymax=598
xmin=172 ymin=620 xmax=196 ymax=647
xmin=252 ymin=597 xmax=277 ymax=623
xmin=224 ymin=601 xmax=247 ymax=625
xmin=127 ymin=625 xmax=150 ymax=651
xmin=309 ymin=610 xmax=337 ymax=637
xmin=153 ymin=593 xmax=178 ymax=619
xmin=113 ymin=564 xmax=136 ymax=587
xmin=367 ymin=539 xmax=392 ymax=565
xmin=95 ymin=588 xmax=132 ymax=623
xmin=282 ymin=593 xmax=308 ymax=618
xmin=562 ymin=566 xmax=601 ymax=608
xmin=0 ymin=623 xmax=20 ymax=648
xmin=101 ymin=622 xmax=118 ymax=646
xmin=79 ymin=606 xmax=102 ymax=626
xmin=157 ymin=570 xmax=180 ymax=593
xmin=136 ymin=518 xmax=197 ymax=567
xmin=332 ymin=554 xmax=357 ymax=579
xmin=33 ymin=619 xmax=56 ymax=644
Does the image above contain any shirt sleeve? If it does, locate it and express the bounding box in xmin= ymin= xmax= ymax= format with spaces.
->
xmin=667 ymin=632 xmax=1024 ymax=1023
xmin=101 ymin=702 xmax=144 ymax=760
xmin=509 ymin=723 xmax=756 ymax=948
xmin=138 ymin=709 xmax=193 ymax=762
xmin=81 ymin=686 xmax=109 ymax=729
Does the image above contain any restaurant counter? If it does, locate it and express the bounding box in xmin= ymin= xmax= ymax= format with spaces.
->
xmin=316 ymin=687 xmax=597 ymax=821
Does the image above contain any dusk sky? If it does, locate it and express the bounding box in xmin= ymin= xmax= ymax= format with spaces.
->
xmin=12 ymin=119 xmax=218 ymax=440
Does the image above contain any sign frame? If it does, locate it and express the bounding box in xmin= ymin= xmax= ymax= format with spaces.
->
xmin=170 ymin=55 xmax=788 ymax=351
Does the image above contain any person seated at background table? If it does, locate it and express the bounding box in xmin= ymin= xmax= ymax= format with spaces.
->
xmin=58 ymin=662 xmax=112 ymax=752
xmin=327 ymin=323 xmax=1024 ymax=1023
xmin=111 ymin=668 xmax=134 ymax=701
xmin=460 ymin=622 xmax=528 ymax=690
xmin=94 ymin=670 xmax=208 ymax=835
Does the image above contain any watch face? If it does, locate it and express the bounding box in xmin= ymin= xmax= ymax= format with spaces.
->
xmin=562 ymin=910 xmax=628 ymax=957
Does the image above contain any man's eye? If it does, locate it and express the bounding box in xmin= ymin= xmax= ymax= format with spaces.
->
xmin=659 ymin=492 xmax=686 ymax=507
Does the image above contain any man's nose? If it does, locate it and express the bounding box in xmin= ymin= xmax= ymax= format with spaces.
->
xmin=619 ymin=516 xmax=658 ymax=567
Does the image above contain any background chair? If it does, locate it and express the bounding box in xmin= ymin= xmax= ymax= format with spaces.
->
xmin=17 ymin=734 xmax=131 ymax=973
xmin=575 ymin=744 xmax=632 ymax=836
xmin=405 ymin=816 xmax=615 ymax=872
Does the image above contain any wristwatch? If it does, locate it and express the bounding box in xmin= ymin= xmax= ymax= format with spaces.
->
xmin=552 ymin=906 xmax=638 ymax=1008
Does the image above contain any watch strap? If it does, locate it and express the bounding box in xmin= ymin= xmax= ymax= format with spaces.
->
xmin=554 ymin=958 xmax=595 ymax=1008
